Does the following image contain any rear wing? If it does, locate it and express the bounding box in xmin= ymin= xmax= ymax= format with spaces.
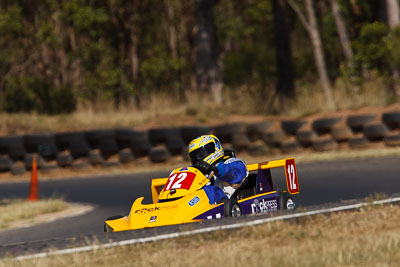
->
xmin=150 ymin=158 xmax=299 ymax=204
xmin=247 ymin=158 xmax=299 ymax=195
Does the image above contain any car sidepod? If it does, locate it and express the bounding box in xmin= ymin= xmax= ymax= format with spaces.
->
xmin=238 ymin=191 xmax=280 ymax=215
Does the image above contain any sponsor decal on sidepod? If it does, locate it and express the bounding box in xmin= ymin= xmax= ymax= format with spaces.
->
xmin=135 ymin=204 xmax=178 ymax=214
xmin=188 ymin=196 xmax=200 ymax=207
xmin=251 ymin=199 xmax=277 ymax=214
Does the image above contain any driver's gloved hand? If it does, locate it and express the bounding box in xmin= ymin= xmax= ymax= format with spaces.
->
xmin=194 ymin=161 xmax=218 ymax=176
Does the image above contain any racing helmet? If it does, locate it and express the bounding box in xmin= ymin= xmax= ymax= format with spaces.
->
xmin=188 ymin=135 xmax=224 ymax=166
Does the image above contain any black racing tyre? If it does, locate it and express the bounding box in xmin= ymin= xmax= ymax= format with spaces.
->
xmin=281 ymin=120 xmax=305 ymax=136
xmin=119 ymin=149 xmax=135 ymax=164
xmin=384 ymin=134 xmax=400 ymax=147
xmin=223 ymin=199 xmax=242 ymax=217
xmin=0 ymin=136 xmax=26 ymax=161
xmin=247 ymin=142 xmax=269 ymax=156
xmin=346 ymin=114 xmax=377 ymax=133
xmin=114 ymin=128 xmax=135 ymax=149
xmin=55 ymin=131 xmax=86 ymax=151
xmin=312 ymin=138 xmax=338 ymax=152
xmin=23 ymin=133 xmax=55 ymax=153
xmin=312 ymin=117 xmax=342 ymax=135
xmin=0 ymin=137 xmax=10 ymax=155
xmin=0 ymin=156 xmax=11 ymax=172
xmin=181 ymin=125 xmax=212 ymax=144
xmin=24 ymin=133 xmax=58 ymax=161
xmin=166 ymin=136 xmax=185 ymax=155
xmin=281 ymin=140 xmax=300 ymax=154
xmin=104 ymin=215 xmax=124 ymax=232
xmin=279 ymin=192 xmax=295 ymax=210
xmin=382 ymin=111 xmax=400 ymax=130
xmin=56 ymin=151 xmax=73 ymax=167
xmin=99 ymin=137 xmax=119 ymax=159
xmin=262 ymin=129 xmax=286 ymax=147
xmin=149 ymin=145 xmax=170 ymax=163
xmin=181 ymin=146 xmax=190 ymax=162
xmin=24 ymin=154 xmax=46 ymax=170
xmin=213 ymin=123 xmax=245 ymax=143
xmin=348 ymin=137 xmax=369 ymax=149
xmin=363 ymin=123 xmax=389 ymax=141
xmin=148 ymin=128 xmax=181 ymax=146
xmin=246 ymin=121 xmax=274 ymax=141
xmin=296 ymin=130 xmax=318 ymax=147
xmin=0 ymin=136 xmax=25 ymax=156
xmin=69 ymin=140 xmax=91 ymax=159
xmin=85 ymin=129 xmax=114 ymax=149
xmin=232 ymin=133 xmax=250 ymax=152
xmin=88 ymin=150 xmax=104 ymax=165
xmin=130 ymin=131 xmax=151 ymax=157
xmin=10 ymin=162 xmax=26 ymax=175
xmin=331 ymin=126 xmax=353 ymax=142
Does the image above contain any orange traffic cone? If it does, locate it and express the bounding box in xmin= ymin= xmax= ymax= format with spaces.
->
xmin=28 ymin=154 xmax=39 ymax=201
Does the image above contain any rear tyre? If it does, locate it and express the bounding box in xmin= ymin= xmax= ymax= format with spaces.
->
xmin=279 ymin=192 xmax=295 ymax=210
xmin=104 ymin=215 xmax=124 ymax=232
xmin=223 ymin=199 xmax=242 ymax=217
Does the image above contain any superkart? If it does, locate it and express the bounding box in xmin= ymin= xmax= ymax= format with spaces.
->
xmin=104 ymin=157 xmax=300 ymax=232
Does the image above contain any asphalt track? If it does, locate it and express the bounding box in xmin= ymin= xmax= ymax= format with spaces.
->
xmin=0 ymin=156 xmax=399 ymax=246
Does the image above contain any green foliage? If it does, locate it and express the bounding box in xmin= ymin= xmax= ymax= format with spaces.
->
xmin=353 ymin=22 xmax=390 ymax=72
xmin=0 ymin=1 xmax=398 ymax=115
xmin=2 ymin=76 xmax=36 ymax=113
xmin=0 ymin=5 xmax=23 ymax=37
xmin=2 ymin=76 xmax=76 ymax=114
xmin=385 ymin=26 xmax=400 ymax=71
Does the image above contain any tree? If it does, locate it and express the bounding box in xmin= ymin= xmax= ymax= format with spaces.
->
xmin=385 ymin=0 xmax=400 ymax=97
xmin=288 ymin=0 xmax=335 ymax=110
xmin=329 ymin=0 xmax=354 ymax=69
xmin=273 ymin=0 xmax=295 ymax=108
xmin=195 ymin=0 xmax=223 ymax=104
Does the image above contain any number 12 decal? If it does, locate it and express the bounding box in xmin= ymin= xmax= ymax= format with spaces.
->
xmin=285 ymin=159 xmax=299 ymax=194
xmin=165 ymin=172 xmax=195 ymax=191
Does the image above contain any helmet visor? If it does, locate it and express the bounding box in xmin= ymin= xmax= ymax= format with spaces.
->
xmin=189 ymin=143 xmax=215 ymax=165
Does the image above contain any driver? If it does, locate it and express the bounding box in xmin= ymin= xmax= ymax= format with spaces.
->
xmin=188 ymin=135 xmax=248 ymax=204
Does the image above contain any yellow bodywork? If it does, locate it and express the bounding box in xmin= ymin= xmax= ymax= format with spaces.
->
xmin=106 ymin=167 xmax=216 ymax=232
xmin=105 ymin=188 xmax=218 ymax=231
xmin=105 ymin=158 xmax=299 ymax=232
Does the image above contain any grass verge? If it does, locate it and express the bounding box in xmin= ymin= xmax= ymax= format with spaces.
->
xmin=2 ymin=204 xmax=399 ymax=266
xmin=0 ymin=198 xmax=67 ymax=229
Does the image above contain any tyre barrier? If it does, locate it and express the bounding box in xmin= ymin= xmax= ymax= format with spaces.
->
xmin=0 ymin=110 xmax=399 ymax=176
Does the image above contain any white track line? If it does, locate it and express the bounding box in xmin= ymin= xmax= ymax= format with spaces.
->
xmin=15 ymin=196 xmax=400 ymax=261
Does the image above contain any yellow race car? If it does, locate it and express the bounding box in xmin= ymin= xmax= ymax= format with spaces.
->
xmin=104 ymin=157 xmax=299 ymax=232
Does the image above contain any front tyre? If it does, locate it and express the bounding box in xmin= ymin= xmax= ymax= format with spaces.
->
xmin=279 ymin=192 xmax=296 ymax=210
xmin=223 ymin=199 xmax=242 ymax=217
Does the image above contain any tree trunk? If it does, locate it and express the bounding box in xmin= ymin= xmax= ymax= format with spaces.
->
xmin=329 ymin=0 xmax=354 ymax=68
xmin=195 ymin=0 xmax=223 ymax=104
xmin=288 ymin=0 xmax=335 ymax=110
xmin=329 ymin=0 xmax=358 ymax=94
xmin=305 ymin=0 xmax=335 ymax=110
xmin=386 ymin=0 xmax=400 ymax=28
xmin=166 ymin=0 xmax=178 ymax=59
xmin=386 ymin=0 xmax=400 ymax=97
xmin=272 ymin=0 xmax=295 ymax=109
